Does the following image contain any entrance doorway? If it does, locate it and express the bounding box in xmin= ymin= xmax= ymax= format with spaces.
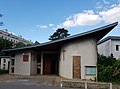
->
xmin=43 ymin=53 xmax=58 ymax=75
xmin=73 ymin=56 xmax=81 ymax=78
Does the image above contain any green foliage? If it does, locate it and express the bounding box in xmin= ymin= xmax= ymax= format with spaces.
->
xmin=0 ymin=69 xmax=9 ymax=75
xmin=0 ymin=37 xmax=13 ymax=56
xmin=15 ymin=42 xmax=26 ymax=48
xmin=49 ymin=28 xmax=70 ymax=41
xmin=15 ymin=42 xmax=33 ymax=48
xmin=97 ymin=54 xmax=120 ymax=83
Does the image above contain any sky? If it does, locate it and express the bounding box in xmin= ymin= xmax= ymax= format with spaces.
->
xmin=0 ymin=0 xmax=120 ymax=43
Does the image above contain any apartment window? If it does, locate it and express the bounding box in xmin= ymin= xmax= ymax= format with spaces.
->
xmin=86 ymin=66 xmax=96 ymax=75
xmin=116 ymin=45 xmax=119 ymax=51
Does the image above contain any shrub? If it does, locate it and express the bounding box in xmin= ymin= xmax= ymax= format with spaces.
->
xmin=0 ymin=69 xmax=9 ymax=75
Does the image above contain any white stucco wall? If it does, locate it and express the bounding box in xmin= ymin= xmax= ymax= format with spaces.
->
xmin=14 ymin=52 xmax=31 ymax=75
xmin=1 ymin=58 xmax=10 ymax=70
xmin=59 ymin=37 xmax=97 ymax=79
xmin=97 ymin=39 xmax=111 ymax=57
xmin=111 ymin=40 xmax=120 ymax=59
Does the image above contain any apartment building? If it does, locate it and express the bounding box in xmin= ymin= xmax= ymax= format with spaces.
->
xmin=0 ymin=29 xmax=33 ymax=44
xmin=98 ymin=36 xmax=120 ymax=59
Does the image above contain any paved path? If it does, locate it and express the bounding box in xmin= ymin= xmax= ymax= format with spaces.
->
xmin=0 ymin=82 xmax=79 ymax=89
xmin=0 ymin=74 xmax=83 ymax=89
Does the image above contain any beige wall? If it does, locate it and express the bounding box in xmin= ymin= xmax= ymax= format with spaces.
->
xmin=14 ymin=52 xmax=31 ymax=75
xmin=59 ymin=37 xmax=97 ymax=79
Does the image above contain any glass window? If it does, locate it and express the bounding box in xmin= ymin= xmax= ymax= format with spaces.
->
xmin=3 ymin=59 xmax=6 ymax=63
xmin=86 ymin=66 xmax=96 ymax=75
xmin=116 ymin=45 xmax=119 ymax=51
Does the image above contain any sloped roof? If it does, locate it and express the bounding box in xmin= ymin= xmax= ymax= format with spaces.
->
xmin=98 ymin=36 xmax=120 ymax=45
xmin=3 ymin=22 xmax=118 ymax=52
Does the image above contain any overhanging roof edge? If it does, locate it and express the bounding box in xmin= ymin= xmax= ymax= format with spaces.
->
xmin=3 ymin=22 xmax=118 ymax=52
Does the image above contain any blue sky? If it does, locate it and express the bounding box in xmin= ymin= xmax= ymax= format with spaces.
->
xmin=0 ymin=0 xmax=120 ymax=43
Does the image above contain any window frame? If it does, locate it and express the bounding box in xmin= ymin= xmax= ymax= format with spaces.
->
xmin=23 ymin=55 xmax=29 ymax=62
xmin=85 ymin=66 xmax=96 ymax=75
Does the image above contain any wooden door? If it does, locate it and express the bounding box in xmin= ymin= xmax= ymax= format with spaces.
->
xmin=43 ymin=59 xmax=51 ymax=74
xmin=73 ymin=56 xmax=81 ymax=78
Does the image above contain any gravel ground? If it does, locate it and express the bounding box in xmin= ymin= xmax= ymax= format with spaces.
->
xmin=0 ymin=74 xmax=65 ymax=87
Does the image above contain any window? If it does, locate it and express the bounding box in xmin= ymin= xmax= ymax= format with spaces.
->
xmin=11 ymin=67 xmax=14 ymax=73
xmin=3 ymin=64 xmax=5 ymax=66
xmin=23 ymin=55 xmax=29 ymax=62
xmin=86 ymin=66 xmax=96 ymax=75
xmin=116 ymin=45 xmax=119 ymax=51
xmin=11 ymin=59 xmax=15 ymax=65
xmin=3 ymin=59 xmax=6 ymax=63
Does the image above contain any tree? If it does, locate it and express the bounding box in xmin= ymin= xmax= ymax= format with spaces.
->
xmin=49 ymin=28 xmax=70 ymax=41
xmin=15 ymin=42 xmax=33 ymax=48
xmin=0 ymin=14 xmax=3 ymax=26
xmin=0 ymin=37 xmax=13 ymax=56
xmin=15 ymin=42 xmax=27 ymax=48
xmin=97 ymin=54 xmax=120 ymax=83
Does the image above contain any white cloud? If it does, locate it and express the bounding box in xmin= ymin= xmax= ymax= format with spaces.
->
xmin=60 ymin=10 xmax=101 ymax=28
xmin=103 ymin=0 xmax=110 ymax=4
xmin=95 ymin=2 xmax=103 ymax=9
xmin=58 ymin=4 xmax=120 ymax=28
xmin=36 ymin=24 xmax=55 ymax=29
xmin=49 ymin=24 xmax=54 ymax=27
xmin=37 ymin=25 xmax=48 ymax=29
xmin=99 ymin=4 xmax=120 ymax=23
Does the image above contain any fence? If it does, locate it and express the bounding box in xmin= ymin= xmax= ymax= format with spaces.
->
xmin=60 ymin=80 xmax=120 ymax=89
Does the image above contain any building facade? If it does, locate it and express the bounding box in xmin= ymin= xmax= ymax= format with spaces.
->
xmin=0 ymin=56 xmax=10 ymax=70
xmin=0 ymin=29 xmax=33 ymax=44
xmin=3 ymin=22 xmax=118 ymax=80
xmin=98 ymin=36 xmax=120 ymax=59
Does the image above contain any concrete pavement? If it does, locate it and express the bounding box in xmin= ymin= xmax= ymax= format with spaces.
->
xmin=0 ymin=82 xmax=79 ymax=89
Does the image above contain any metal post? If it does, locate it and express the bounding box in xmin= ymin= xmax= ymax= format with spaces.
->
xmin=85 ymin=81 xmax=87 ymax=89
xmin=110 ymin=83 xmax=112 ymax=89
xmin=60 ymin=79 xmax=63 ymax=87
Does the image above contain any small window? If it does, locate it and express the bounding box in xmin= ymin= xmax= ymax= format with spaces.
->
xmin=86 ymin=66 xmax=96 ymax=75
xmin=3 ymin=59 xmax=6 ymax=63
xmin=3 ymin=64 xmax=6 ymax=66
xmin=11 ymin=67 xmax=14 ymax=73
xmin=11 ymin=59 xmax=15 ymax=65
xmin=116 ymin=45 xmax=119 ymax=51
xmin=23 ymin=55 xmax=29 ymax=62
